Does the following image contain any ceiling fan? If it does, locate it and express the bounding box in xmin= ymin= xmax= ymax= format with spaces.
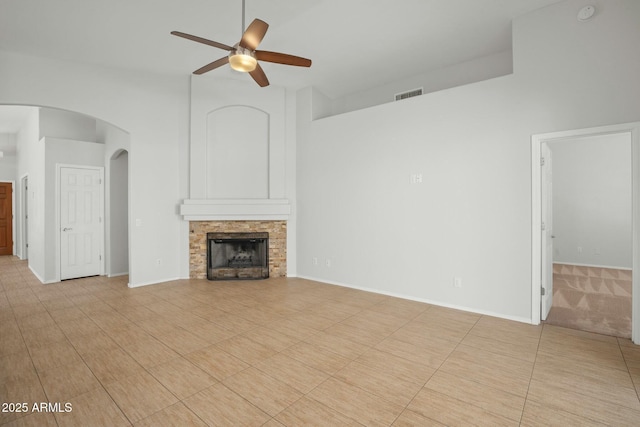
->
xmin=171 ymin=0 xmax=312 ymax=87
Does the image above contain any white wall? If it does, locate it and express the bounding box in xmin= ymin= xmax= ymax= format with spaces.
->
xmin=550 ymin=133 xmax=632 ymax=268
xmin=296 ymin=0 xmax=640 ymax=322
xmin=0 ymin=52 xmax=189 ymax=286
xmin=0 ymin=134 xmax=17 ymax=255
xmin=15 ymin=109 xmax=45 ymax=278
xmin=40 ymin=109 xmax=97 ymax=142
xmin=0 ymin=134 xmax=17 ymax=181
xmin=330 ymin=50 xmax=514 ymax=117
xmin=0 ymin=157 xmax=17 ymax=182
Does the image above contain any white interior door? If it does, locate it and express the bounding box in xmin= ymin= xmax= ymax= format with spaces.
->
xmin=60 ymin=166 xmax=103 ymax=280
xmin=541 ymin=144 xmax=553 ymax=320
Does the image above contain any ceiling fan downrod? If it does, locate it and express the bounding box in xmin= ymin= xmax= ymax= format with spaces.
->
xmin=241 ymin=0 xmax=246 ymax=35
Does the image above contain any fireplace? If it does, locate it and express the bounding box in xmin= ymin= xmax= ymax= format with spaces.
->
xmin=207 ymin=232 xmax=269 ymax=280
xmin=189 ymin=220 xmax=286 ymax=279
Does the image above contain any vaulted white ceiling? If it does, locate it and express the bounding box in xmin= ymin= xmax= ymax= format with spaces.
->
xmin=1 ymin=0 xmax=564 ymax=101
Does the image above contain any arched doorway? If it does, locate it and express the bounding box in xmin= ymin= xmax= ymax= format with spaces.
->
xmin=108 ymin=149 xmax=129 ymax=277
xmin=0 ymin=105 xmax=131 ymax=282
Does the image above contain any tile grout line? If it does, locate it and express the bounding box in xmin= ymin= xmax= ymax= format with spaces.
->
xmin=519 ymin=321 xmax=545 ymax=426
xmin=618 ymin=337 xmax=640 ymax=404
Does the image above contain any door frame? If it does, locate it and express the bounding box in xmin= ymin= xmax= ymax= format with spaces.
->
xmin=55 ymin=164 xmax=105 ymax=282
xmin=531 ymin=122 xmax=640 ymax=344
xmin=20 ymin=174 xmax=28 ymax=260
xmin=540 ymin=143 xmax=553 ymax=321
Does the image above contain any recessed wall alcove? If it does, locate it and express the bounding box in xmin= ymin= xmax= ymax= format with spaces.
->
xmin=206 ymin=106 xmax=269 ymax=199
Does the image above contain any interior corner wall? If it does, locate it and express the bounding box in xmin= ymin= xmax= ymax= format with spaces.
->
xmin=295 ymin=0 xmax=640 ymax=322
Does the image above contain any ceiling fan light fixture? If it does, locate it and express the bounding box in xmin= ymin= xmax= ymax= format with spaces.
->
xmin=229 ymin=46 xmax=257 ymax=72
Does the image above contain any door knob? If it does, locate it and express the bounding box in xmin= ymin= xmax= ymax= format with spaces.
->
xmin=62 ymin=227 xmax=73 ymax=231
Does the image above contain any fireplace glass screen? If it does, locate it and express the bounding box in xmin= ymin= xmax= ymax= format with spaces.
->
xmin=207 ymin=232 xmax=269 ymax=280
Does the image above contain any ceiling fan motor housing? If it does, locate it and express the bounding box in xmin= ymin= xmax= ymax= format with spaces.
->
xmin=229 ymin=44 xmax=257 ymax=72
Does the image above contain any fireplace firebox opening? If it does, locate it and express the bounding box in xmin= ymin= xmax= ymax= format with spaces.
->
xmin=207 ymin=232 xmax=269 ymax=280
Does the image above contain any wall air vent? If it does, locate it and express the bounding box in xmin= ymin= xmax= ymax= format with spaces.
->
xmin=394 ymin=88 xmax=423 ymax=101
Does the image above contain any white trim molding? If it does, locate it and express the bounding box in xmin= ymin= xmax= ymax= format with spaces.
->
xmin=179 ymin=198 xmax=291 ymax=221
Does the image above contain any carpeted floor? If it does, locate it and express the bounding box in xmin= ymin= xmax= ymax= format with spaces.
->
xmin=546 ymin=264 xmax=632 ymax=338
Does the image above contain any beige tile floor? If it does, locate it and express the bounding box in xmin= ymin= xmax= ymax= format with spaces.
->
xmin=1 ymin=255 xmax=639 ymax=426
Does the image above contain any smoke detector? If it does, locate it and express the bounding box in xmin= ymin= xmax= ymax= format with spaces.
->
xmin=578 ymin=5 xmax=596 ymax=21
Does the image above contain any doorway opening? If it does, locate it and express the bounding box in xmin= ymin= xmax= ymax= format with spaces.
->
xmin=546 ymin=134 xmax=632 ymax=337
xmin=108 ymin=149 xmax=129 ymax=278
xmin=0 ymin=181 xmax=14 ymax=256
xmin=531 ymin=122 xmax=640 ymax=344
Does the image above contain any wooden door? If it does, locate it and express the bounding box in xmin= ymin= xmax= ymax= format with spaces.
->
xmin=0 ymin=182 xmax=13 ymax=256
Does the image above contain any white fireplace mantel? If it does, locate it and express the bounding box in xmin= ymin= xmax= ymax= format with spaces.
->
xmin=180 ymin=199 xmax=291 ymax=221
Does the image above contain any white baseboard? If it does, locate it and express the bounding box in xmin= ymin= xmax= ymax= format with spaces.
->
xmin=107 ymin=272 xmax=129 ymax=278
xmin=554 ymin=261 xmax=632 ymax=271
xmin=295 ymin=275 xmax=532 ymax=325
xmin=127 ymin=277 xmax=182 ymax=288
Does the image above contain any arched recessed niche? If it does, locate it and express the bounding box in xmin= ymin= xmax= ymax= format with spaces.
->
xmin=206 ymin=106 xmax=269 ymax=199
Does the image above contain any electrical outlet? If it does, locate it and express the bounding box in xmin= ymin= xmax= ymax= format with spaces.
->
xmin=156 ymin=259 xmax=162 ymax=266
xmin=313 ymin=257 xmax=318 ymax=266
xmin=453 ymin=277 xmax=462 ymax=288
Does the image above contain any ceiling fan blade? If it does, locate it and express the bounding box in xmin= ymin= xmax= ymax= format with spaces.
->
xmin=255 ymin=50 xmax=312 ymax=67
xmin=239 ymin=19 xmax=269 ymax=50
xmin=249 ymin=63 xmax=270 ymax=87
xmin=171 ymin=31 xmax=233 ymax=51
xmin=193 ymin=57 xmax=229 ymax=75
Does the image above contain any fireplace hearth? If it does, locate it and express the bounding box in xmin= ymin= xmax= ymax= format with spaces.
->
xmin=207 ymin=232 xmax=269 ymax=280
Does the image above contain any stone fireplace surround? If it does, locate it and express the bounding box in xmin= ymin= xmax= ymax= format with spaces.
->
xmin=189 ymin=220 xmax=286 ymax=279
